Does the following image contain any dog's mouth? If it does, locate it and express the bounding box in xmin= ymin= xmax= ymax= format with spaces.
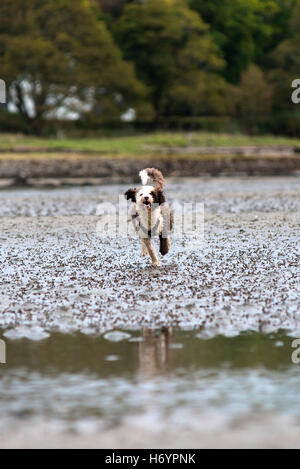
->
xmin=143 ymin=200 xmax=152 ymax=209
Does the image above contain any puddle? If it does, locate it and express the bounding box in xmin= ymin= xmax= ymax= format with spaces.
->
xmin=0 ymin=328 xmax=299 ymax=423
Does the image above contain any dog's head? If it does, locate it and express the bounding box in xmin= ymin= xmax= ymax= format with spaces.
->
xmin=124 ymin=186 xmax=165 ymax=210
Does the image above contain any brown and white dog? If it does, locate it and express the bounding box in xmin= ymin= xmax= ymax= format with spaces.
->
xmin=125 ymin=168 xmax=173 ymax=267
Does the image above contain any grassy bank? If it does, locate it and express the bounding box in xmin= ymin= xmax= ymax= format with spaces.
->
xmin=0 ymin=132 xmax=299 ymax=160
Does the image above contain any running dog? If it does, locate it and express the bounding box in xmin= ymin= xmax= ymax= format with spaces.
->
xmin=124 ymin=168 xmax=173 ymax=267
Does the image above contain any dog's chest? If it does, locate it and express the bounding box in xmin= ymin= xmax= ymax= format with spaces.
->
xmin=134 ymin=207 xmax=162 ymax=237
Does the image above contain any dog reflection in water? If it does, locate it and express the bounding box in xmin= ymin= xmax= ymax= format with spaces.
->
xmin=137 ymin=327 xmax=173 ymax=377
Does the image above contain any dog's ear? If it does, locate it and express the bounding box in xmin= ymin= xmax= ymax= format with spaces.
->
xmin=124 ymin=188 xmax=137 ymax=202
xmin=151 ymin=189 xmax=165 ymax=205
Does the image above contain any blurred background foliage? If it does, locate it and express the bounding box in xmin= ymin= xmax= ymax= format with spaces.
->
xmin=0 ymin=0 xmax=299 ymax=135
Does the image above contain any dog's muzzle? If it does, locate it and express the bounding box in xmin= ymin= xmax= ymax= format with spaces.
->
xmin=143 ymin=197 xmax=152 ymax=209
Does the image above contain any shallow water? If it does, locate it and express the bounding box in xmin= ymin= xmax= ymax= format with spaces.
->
xmin=0 ymin=328 xmax=299 ymax=418
xmin=0 ymin=176 xmax=300 ymax=447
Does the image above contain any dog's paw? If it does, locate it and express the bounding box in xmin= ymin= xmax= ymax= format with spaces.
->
xmin=141 ymin=246 xmax=148 ymax=257
xmin=152 ymin=261 xmax=161 ymax=268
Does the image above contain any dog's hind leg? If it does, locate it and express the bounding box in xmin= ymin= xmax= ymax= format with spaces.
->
xmin=144 ymin=238 xmax=160 ymax=267
xmin=159 ymin=234 xmax=170 ymax=255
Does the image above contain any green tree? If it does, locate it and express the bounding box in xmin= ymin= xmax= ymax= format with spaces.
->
xmin=0 ymin=0 xmax=150 ymax=133
xmin=165 ymin=72 xmax=233 ymax=120
xmin=189 ymin=0 xmax=294 ymax=83
xmin=98 ymin=0 xmax=126 ymax=16
xmin=114 ymin=0 xmax=225 ymax=123
xmin=268 ymin=3 xmax=300 ymax=111
xmin=234 ymin=65 xmax=273 ymax=131
xmin=264 ymin=3 xmax=300 ymax=134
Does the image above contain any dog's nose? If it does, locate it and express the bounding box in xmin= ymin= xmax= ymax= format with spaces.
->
xmin=144 ymin=196 xmax=149 ymax=200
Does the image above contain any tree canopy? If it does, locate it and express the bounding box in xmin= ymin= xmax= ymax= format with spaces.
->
xmin=188 ymin=0 xmax=296 ymax=83
xmin=114 ymin=0 xmax=225 ymax=121
xmin=0 ymin=0 xmax=299 ymax=134
xmin=0 ymin=0 xmax=151 ymax=133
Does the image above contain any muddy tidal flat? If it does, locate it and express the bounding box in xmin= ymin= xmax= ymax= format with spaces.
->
xmin=0 ymin=176 xmax=300 ymax=448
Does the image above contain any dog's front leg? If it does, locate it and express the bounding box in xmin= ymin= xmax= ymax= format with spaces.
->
xmin=143 ymin=238 xmax=160 ymax=267
xmin=141 ymin=240 xmax=148 ymax=257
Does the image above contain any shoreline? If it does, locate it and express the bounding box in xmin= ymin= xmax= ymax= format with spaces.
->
xmin=0 ymin=154 xmax=300 ymax=188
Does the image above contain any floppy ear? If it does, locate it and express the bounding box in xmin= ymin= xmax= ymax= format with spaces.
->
xmin=124 ymin=188 xmax=137 ymax=202
xmin=151 ymin=189 xmax=166 ymax=205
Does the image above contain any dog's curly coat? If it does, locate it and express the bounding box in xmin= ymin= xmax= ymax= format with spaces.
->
xmin=125 ymin=168 xmax=173 ymax=267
